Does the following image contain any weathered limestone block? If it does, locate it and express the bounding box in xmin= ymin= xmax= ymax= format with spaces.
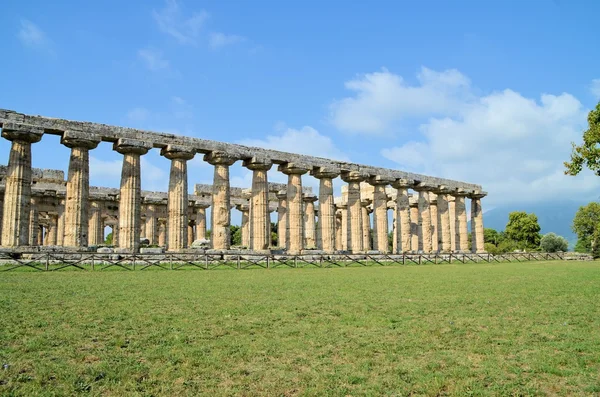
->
xmin=162 ymin=145 xmax=195 ymax=251
xmin=114 ymin=138 xmax=152 ymax=252
xmin=311 ymin=168 xmax=339 ymax=253
xmin=392 ymin=179 xmax=413 ymax=253
xmin=414 ymin=184 xmax=433 ymax=253
xmin=454 ymin=189 xmax=469 ymax=252
xmin=205 ymin=151 xmax=238 ymax=250
xmin=279 ymin=163 xmax=309 ymax=254
xmin=276 ymin=190 xmax=287 ymax=248
xmin=244 ymin=157 xmax=272 ymax=251
xmin=1 ymin=123 xmax=43 ymax=246
xmin=470 ymin=191 xmax=487 ymax=253
xmin=370 ymin=176 xmax=394 ymax=253
xmin=435 ymin=186 xmax=452 ymax=252
xmin=342 ymin=171 xmax=368 ymax=253
xmin=303 ymin=193 xmax=318 ymax=249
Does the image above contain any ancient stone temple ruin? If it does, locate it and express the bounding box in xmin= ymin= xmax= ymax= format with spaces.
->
xmin=0 ymin=109 xmax=487 ymax=255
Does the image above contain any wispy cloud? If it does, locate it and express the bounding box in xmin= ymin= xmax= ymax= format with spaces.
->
xmin=590 ymin=79 xmax=600 ymax=98
xmin=18 ymin=19 xmax=54 ymax=54
xmin=138 ymin=48 xmax=170 ymax=71
xmin=152 ymin=0 xmax=209 ymax=45
xmin=209 ymin=32 xmax=246 ymax=49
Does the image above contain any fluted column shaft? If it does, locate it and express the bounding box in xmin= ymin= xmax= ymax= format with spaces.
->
xmin=240 ymin=205 xmax=250 ymax=247
xmin=448 ymin=196 xmax=457 ymax=251
xmin=276 ymin=192 xmax=287 ymax=248
xmin=340 ymin=205 xmax=349 ymax=250
xmin=410 ymin=203 xmax=419 ymax=251
xmin=393 ymin=182 xmax=412 ymax=253
xmin=46 ymin=213 xmax=58 ymax=245
xmin=196 ymin=205 xmax=207 ymax=240
xmin=157 ymin=219 xmax=166 ymax=247
xmin=206 ymin=152 xmax=237 ymax=250
xmin=303 ymin=196 xmax=317 ymax=248
xmin=1 ymin=125 xmax=43 ymax=246
xmin=88 ymin=201 xmax=103 ymax=246
xmin=371 ymin=182 xmax=391 ymax=253
xmin=311 ymin=172 xmax=337 ymax=253
xmin=188 ymin=223 xmax=195 ymax=247
xmin=430 ymin=193 xmax=439 ymax=252
xmin=56 ymin=199 xmax=66 ymax=246
xmin=115 ymin=139 xmax=151 ymax=252
xmin=362 ymin=203 xmax=371 ymax=251
xmin=455 ymin=194 xmax=469 ymax=252
xmin=335 ymin=210 xmax=343 ymax=251
xmin=470 ymin=194 xmax=486 ymax=253
xmin=145 ymin=204 xmax=158 ymax=245
xmin=162 ymin=146 xmax=195 ymax=251
xmin=415 ymin=189 xmax=432 ymax=253
xmin=244 ymin=160 xmax=272 ymax=251
xmin=279 ymin=164 xmax=309 ymax=254
xmin=437 ymin=192 xmax=451 ymax=252
xmin=29 ymin=202 xmax=39 ymax=246
xmin=342 ymin=172 xmax=367 ymax=253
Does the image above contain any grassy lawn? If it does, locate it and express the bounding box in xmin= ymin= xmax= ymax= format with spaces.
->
xmin=1 ymin=261 xmax=599 ymax=396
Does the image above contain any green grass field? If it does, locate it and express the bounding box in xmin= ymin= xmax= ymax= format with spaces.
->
xmin=1 ymin=261 xmax=599 ymax=396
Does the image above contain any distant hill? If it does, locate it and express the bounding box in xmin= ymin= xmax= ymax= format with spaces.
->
xmin=478 ymin=200 xmax=591 ymax=248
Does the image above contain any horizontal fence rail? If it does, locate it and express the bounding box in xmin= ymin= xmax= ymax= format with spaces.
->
xmin=0 ymin=251 xmax=588 ymax=272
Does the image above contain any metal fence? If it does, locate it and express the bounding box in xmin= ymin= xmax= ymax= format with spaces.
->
xmin=0 ymin=250 xmax=582 ymax=272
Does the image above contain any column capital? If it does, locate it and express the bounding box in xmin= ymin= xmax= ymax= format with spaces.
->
xmin=310 ymin=166 xmax=340 ymax=179
xmin=341 ymin=170 xmax=369 ymax=183
xmin=468 ymin=190 xmax=488 ymax=199
xmin=276 ymin=190 xmax=287 ymax=200
xmin=429 ymin=192 xmax=438 ymax=204
xmin=391 ymin=178 xmax=415 ymax=189
xmin=432 ymin=184 xmax=452 ymax=195
xmin=409 ymin=196 xmax=419 ymax=208
xmin=160 ymin=144 xmax=195 ymax=160
xmin=302 ymin=193 xmax=318 ymax=203
xmin=235 ymin=203 xmax=249 ymax=212
xmin=241 ymin=188 xmax=252 ymax=200
xmin=113 ymin=138 xmax=152 ymax=155
xmin=278 ymin=162 xmax=310 ymax=175
xmin=204 ymin=151 xmax=238 ymax=166
xmin=1 ymin=122 xmax=44 ymax=143
xmin=368 ymin=175 xmax=395 ymax=186
xmin=451 ymin=187 xmax=471 ymax=197
xmin=61 ymin=130 xmax=101 ymax=150
xmin=242 ymin=156 xmax=273 ymax=171
xmin=412 ymin=183 xmax=435 ymax=192
xmin=336 ymin=202 xmax=348 ymax=210
xmin=194 ymin=200 xmax=210 ymax=209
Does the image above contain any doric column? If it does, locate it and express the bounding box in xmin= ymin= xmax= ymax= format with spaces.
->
xmin=413 ymin=184 xmax=433 ymax=253
xmin=1 ymin=123 xmax=43 ymax=246
xmin=389 ymin=204 xmax=397 ymax=253
xmin=61 ymin=130 xmax=101 ymax=248
xmin=88 ymin=200 xmax=104 ymax=246
xmin=338 ymin=203 xmax=348 ymax=251
xmin=112 ymin=223 xmax=119 ymax=247
xmin=157 ymin=218 xmax=167 ymax=247
xmin=303 ymin=194 xmax=318 ymax=249
xmin=195 ymin=202 xmax=208 ymax=240
xmin=205 ymin=151 xmax=238 ymax=250
xmin=144 ymin=201 xmax=159 ymax=245
xmin=361 ymin=199 xmax=372 ymax=251
xmin=335 ymin=208 xmax=343 ymax=251
xmin=470 ymin=191 xmax=487 ymax=253
xmin=392 ymin=179 xmax=413 ymax=253
xmin=453 ymin=189 xmax=469 ymax=252
xmin=311 ymin=168 xmax=339 ymax=253
xmin=409 ymin=197 xmax=419 ymax=252
xmin=46 ymin=212 xmax=58 ymax=245
xmin=279 ymin=163 xmax=309 ymax=254
xmin=276 ymin=190 xmax=287 ymax=249
xmin=56 ymin=198 xmax=66 ymax=246
xmin=236 ymin=204 xmax=250 ymax=247
xmin=114 ymin=139 xmax=152 ymax=252
xmin=37 ymin=225 xmax=43 ymax=246
xmin=161 ymin=145 xmax=195 ymax=251
xmin=429 ymin=192 xmax=439 ymax=252
xmin=29 ymin=198 xmax=39 ymax=246
xmin=243 ymin=158 xmax=273 ymax=251
xmin=341 ymin=171 xmax=368 ymax=253
xmin=448 ymin=195 xmax=457 ymax=251
xmin=187 ymin=221 xmax=195 ymax=247
xmin=435 ymin=186 xmax=452 ymax=252
xmin=370 ymin=176 xmax=394 ymax=253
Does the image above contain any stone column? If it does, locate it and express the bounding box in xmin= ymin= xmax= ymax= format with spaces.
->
xmin=429 ymin=192 xmax=439 ymax=253
xmin=205 ymin=151 xmax=238 ymax=250
xmin=243 ymin=158 xmax=273 ymax=251
xmin=46 ymin=212 xmax=58 ymax=245
xmin=236 ymin=204 xmax=250 ymax=247
xmin=37 ymin=225 xmax=43 ymax=246
xmin=187 ymin=221 xmax=195 ymax=247
xmin=392 ymin=179 xmax=413 ymax=253
xmin=370 ymin=176 xmax=393 ymax=253
xmin=311 ymin=168 xmax=339 ymax=253
xmin=338 ymin=203 xmax=349 ymax=251
xmin=448 ymin=195 xmax=457 ymax=252
xmin=341 ymin=171 xmax=368 ymax=253
xmin=276 ymin=191 xmax=287 ymax=249
xmin=409 ymin=197 xmax=419 ymax=252
xmin=470 ymin=191 xmax=487 ymax=253
xmin=303 ymin=194 xmax=318 ymax=249
xmin=389 ymin=205 xmax=397 ymax=253
xmin=112 ymin=223 xmax=119 ymax=247
xmin=29 ymin=199 xmax=39 ymax=246
xmin=435 ymin=187 xmax=452 ymax=252
xmin=56 ymin=198 xmax=66 ymax=246
xmin=414 ymin=185 xmax=433 ymax=253
xmin=114 ymin=139 xmax=152 ymax=253
xmin=144 ymin=202 xmax=159 ymax=245
xmin=454 ymin=189 xmax=469 ymax=252
xmin=61 ymin=131 xmax=101 ymax=248
xmin=161 ymin=145 xmax=195 ymax=251
xmin=361 ymin=199 xmax=372 ymax=251
xmin=88 ymin=200 xmax=104 ymax=246
xmin=157 ymin=219 xmax=167 ymax=247
xmin=279 ymin=163 xmax=309 ymax=254
xmin=1 ymin=123 xmax=43 ymax=246
xmin=335 ymin=208 xmax=343 ymax=251
xmin=195 ymin=202 xmax=208 ymax=241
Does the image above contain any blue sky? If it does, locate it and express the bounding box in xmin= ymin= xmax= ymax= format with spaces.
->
xmin=1 ymin=0 xmax=600 ymax=219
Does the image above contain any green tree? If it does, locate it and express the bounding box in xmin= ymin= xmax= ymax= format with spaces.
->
xmin=572 ymin=202 xmax=600 ymax=257
xmin=105 ymin=232 xmax=113 ymax=246
xmin=540 ymin=232 xmax=568 ymax=252
xmin=230 ymin=225 xmax=241 ymax=246
xmin=484 ymin=228 xmax=500 ymax=245
xmin=505 ymin=211 xmax=541 ymax=250
xmin=565 ymin=102 xmax=600 ymax=175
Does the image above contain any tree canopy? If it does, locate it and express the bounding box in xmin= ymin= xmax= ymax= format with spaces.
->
xmin=540 ymin=233 xmax=568 ymax=253
xmin=505 ymin=211 xmax=541 ymax=249
xmin=565 ymin=102 xmax=600 ymax=175
xmin=572 ymin=202 xmax=600 ymax=256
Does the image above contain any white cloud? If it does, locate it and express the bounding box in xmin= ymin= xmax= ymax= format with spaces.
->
xmin=374 ymin=69 xmax=595 ymax=206
xmin=138 ymin=48 xmax=170 ymax=71
xmin=209 ymin=32 xmax=245 ymax=48
xmin=152 ymin=0 xmax=209 ymax=45
xmin=330 ymin=67 xmax=471 ymax=134
xmin=18 ymin=19 xmax=53 ymax=53
xmin=238 ymin=126 xmax=350 ymax=162
xmin=591 ymin=79 xmax=600 ymax=98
